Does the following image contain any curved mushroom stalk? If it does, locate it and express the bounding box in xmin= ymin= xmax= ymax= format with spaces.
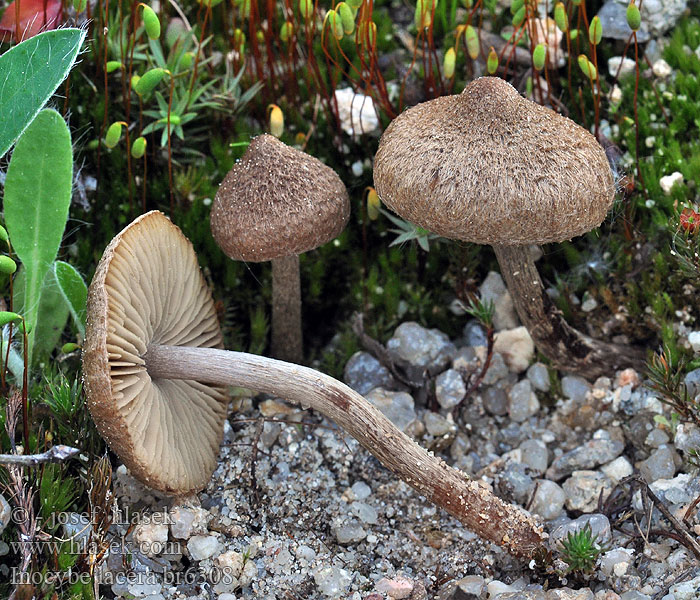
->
xmin=493 ymin=245 xmax=647 ymax=379
xmin=83 ymin=210 xmax=545 ymax=561
xmin=144 ymin=343 xmax=546 ymax=558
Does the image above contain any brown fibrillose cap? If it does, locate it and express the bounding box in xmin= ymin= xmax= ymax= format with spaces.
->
xmin=211 ymin=134 xmax=351 ymax=262
xmin=83 ymin=211 xmax=228 ymax=495
xmin=374 ymin=77 xmax=615 ymax=246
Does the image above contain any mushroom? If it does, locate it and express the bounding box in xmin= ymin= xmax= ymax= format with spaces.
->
xmin=210 ymin=134 xmax=350 ymax=363
xmin=373 ymin=77 xmax=645 ymax=379
xmin=83 ymin=210 xmax=545 ymax=557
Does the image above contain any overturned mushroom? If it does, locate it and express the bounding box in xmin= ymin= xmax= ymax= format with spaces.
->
xmin=210 ymin=134 xmax=350 ymax=363
xmin=374 ymin=77 xmax=645 ymax=379
xmin=83 ymin=210 xmax=545 ymax=557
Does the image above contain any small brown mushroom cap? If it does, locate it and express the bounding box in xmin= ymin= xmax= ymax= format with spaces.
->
xmin=374 ymin=77 xmax=615 ymax=246
xmin=83 ymin=211 xmax=227 ymax=494
xmin=210 ymin=134 xmax=350 ymax=262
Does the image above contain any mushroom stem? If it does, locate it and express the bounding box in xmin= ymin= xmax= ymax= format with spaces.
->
xmin=492 ymin=244 xmax=646 ymax=379
xmin=144 ymin=343 xmax=545 ymax=558
xmin=271 ymin=254 xmax=303 ymax=363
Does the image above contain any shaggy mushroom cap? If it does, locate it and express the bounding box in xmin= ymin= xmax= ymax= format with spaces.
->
xmin=373 ymin=77 xmax=615 ymax=246
xmin=83 ymin=211 xmax=227 ymax=494
xmin=210 ymin=134 xmax=350 ymax=262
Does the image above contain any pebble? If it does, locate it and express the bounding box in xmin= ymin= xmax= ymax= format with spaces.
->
xmin=62 ymin=512 xmax=92 ymax=549
xmin=463 ymin=319 xmax=488 ymax=347
xmin=334 ymin=88 xmax=379 ymax=136
xmin=437 ymin=575 xmax=486 ymax=600
xmin=599 ymin=548 xmax=635 ymax=578
xmin=493 ymin=327 xmax=534 ymax=373
xmin=519 ymin=439 xmax=549 ymax=476
xmin=343 ymin=351 xmax=395 ymax=395
xmin=497 ymin=462 xmax=533 ymax=505
xmin=652 ymin=58 xmax=672 ymax=78
xmin=547 ymin=590 xmax=594 ymax=600
xmin=424 ymin=411 xmax=457 ymax=438
xmin=639 ymin=0 xmax=688 ymax=36
xmin=688 ymin=331 xmax=700 ymax=353
xmin=607 ymin=56 xmax=636 ymax=77
xmin=529 ymin=479 xmax=566 ymax=520
xmin=435 ymin=369 xmax=466 ymax=409
xmin=169 ymin=505 xmax=208 ymax=539
xmin=0 ymin=495 xmax=10 ymax=535
xmin=386 ymin=322 xmax=456 ymax=371
xmin=313 ymin=565 xmax=353 ymax=597
xmin=546 ymin=439 xmax=624 ymax=481
xmin=660 ymin=171 xmax=684 ymax=195
xmin=350 ymin=501 xmax=378 ymax=525
xmin=674 ymin=423 xmax=700 ymax=455
xmin=349 ymin=481 xmax=371 ymax=501
xmin=561 ymin=376 xmax=591 ymax=403
xmin=684 ymin=368 xmax=700 ymax=399
xmin=600 ymin=456 xmax=633 ymax=484
xmin=668 ymin=575 xmax=700 ymax=600
xmin=186 ymin=535 xmax=222 ymax=561
xmin=134 ymin=519 xmax=169 ymax=557
xmin=375 ymin=575 xmax=414 ymax=599
xmin=483 ymin=386 xmax=509 ymax=416
xmin=527 ymin=363 xmax=550 ymax=393
xmin=365 ymin=388 xmax=417 ymax=432
xmin=562 ymin=471 xmax=613 ymax=513
xmin=482 ymin=353 xmax=510 ymax=385
xmin=650 ymin=473 xmax=700 ymax=505
xmin=637 ymin=444 xmax=680 ymax=482
xmin=332 ymin=518 xmax=366 ymax=544
xmin=479 ymin=271 xmax=519 ymax=331
xmin=508 ymin=380 xmax=540 ymax=422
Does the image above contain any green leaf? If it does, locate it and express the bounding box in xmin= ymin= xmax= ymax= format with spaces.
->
xmin=14 ymin=267 xmax=70 ymax=367
xmin=0 ymin=28 xmax=86 ymax=160
xmin=0 ymin=312 xmax=23 ymax=327
xmin=4 ymin=109 xmax=73 ymax=367
xmin=54 ymin=262 xmax=88 ymax=338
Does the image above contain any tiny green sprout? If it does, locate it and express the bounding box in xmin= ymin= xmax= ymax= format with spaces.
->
xmin=337 ymin=2 xmax=355 ymax=35
xmin=131 ymin=136 xmax=147 ymax=159
xmin=140 ymin=4 xmax=161 ymax=40
xmin=0 ymin=225 xmax=8 ymax=244
xmin=134 ymin=68 xmax=168 ymax=96
xmin=465 ymin=25 xmax=479 ymax=59
xmin=578 ymin=54 xmax=596 ymax=79
xmin=554 ymin=2 xmax=568 ymax=32
xmin=462 ymin=0 xmax=472 ymax=7
xmin=626 ymin=1 xmax=641 ymax=32
xmin=157 ymin=114 xmax=182 ymax=127
xmin=443 ymin=47 xmax=456 ymax=78
xmin=73 ymin=0 xmax=87 ymax=12
xmin=0 ymin=255 xmax=17 ymax=275
xmin=512 ymin=5 xmax=526 ymax=27
xmin=106 ymin=60 xmax=123 ymax=73
xmin=414 ymin=0 xmax=431 ymax=30
xmin=0 ymin=311 xmax=22 ymax=328
xmin=105 ymin=122 xmax=125 ymax=148
xmin=299 ymin=0 xmax=313 ymax=20
xmin=280 ymin=20 xmax=294 ymax=42
xmin=463 ymin=297 xmax=495 ymax=329
xmin=570 ymin=28 xmax=579 ymax=40
xmin=62 ymin=343 xmax=81 ymax=354
xmin=510 ymin=0 xmax=524 ymax=15
xmin=588 ymin=15 xmax=602 ymax=45
xmin=558 ymin=524 xmax=606 ymax=573
xmin=177 ymin=52 xmax=194 ymax=71
xmin=532 ymin=43 xmax=546 ymax=71
xmin=233 ymin=28 xmax=246 ymax=49
xmin=487 ymin=47 xmax=499 ymax=74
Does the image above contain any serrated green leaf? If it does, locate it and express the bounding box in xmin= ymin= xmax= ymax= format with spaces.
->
xmin=4 ymin=109 xmax=73 ymax=367
xmin=0 ymin=28 xmax=86 ymax=159
xmin=54 ymin=261 xmax=87 ymax=338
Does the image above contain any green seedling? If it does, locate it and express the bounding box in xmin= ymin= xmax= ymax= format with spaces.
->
xmin=559 ymin=524 xmax=606 ymax=573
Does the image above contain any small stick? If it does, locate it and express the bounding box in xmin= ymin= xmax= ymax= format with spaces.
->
xmin=0 ymin=445 xmax=80 ymax=467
